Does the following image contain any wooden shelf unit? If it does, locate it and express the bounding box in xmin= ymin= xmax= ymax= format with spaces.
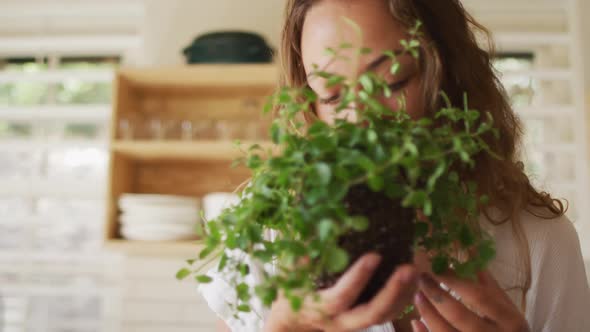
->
xmin=111 ymin=140 xmax=275 ymax=161
xmin=105 ymin=64 xmax=278 ymax=254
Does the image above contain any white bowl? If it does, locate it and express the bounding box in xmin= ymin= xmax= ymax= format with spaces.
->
xmin=119 ymin=212 xmax=199 ymax=226
xmin=118 ymin=203 xmax=200 ymax=217
xmin=119 ymin=194 xmax=199 ymax=211
xmin=121 ymin=224 xmax=199 ymax=241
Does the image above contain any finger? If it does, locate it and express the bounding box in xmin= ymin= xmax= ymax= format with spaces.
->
xmin=411 ymin=319 xmax=429 ymax=332
xmin=431 ymin=271 xmax=516 ymax=320
xmin=325 ymin=265 xmax=418 ymax=330
xmin=268 ymin=293 xmax=322 ymax=332
xmin=414 ymin=291 xmax=457 ymax=332
xmin=321 ymin=253 xmax=381 ymax=313
xmin=418 ymin=273 xmax=494 ymax=331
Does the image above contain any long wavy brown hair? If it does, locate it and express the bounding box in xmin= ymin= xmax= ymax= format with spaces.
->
xmin=279 ymin=0 xmax=566 ymax=309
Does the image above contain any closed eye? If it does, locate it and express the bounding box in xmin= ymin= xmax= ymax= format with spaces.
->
xmin=388 ymin=77 xmax=410 ymax=92
xmin=319 ymin=77 xmax=410 ymax=105
xmin=319 ymin=93 xmax=341 ymax=105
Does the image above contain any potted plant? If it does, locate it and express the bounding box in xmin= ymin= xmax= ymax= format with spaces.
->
xmin=178 ymin=22 xmax=497 ymax=317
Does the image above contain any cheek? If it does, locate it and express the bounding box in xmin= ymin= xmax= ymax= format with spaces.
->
xmin=381 ymin=80 xmax=425 ymax=119
xmin=316 ymin=105 xmax=335 ymax=125
xmin=316 ymin=104 xmax=359 ymax=125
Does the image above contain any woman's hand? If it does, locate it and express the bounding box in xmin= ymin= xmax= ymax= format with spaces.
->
xmin=263 ymin=253 xmax=419 ymax=332
xmin=411 ymin=270 xmax=530 ymax=332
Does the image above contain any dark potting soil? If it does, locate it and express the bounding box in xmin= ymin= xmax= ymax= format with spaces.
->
xmin=315 ymin=183 xmax=415 ymax=306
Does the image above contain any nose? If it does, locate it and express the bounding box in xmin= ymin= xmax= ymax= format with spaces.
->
xmin=335 ymin=100 xmax=360 ymax=124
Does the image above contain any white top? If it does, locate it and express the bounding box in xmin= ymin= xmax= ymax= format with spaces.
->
xmin=198 ymin=210 xmax=590 ymax=332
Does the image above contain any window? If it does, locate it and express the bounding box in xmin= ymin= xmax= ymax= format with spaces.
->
xmin=0 ymin=54 xmax=121 ymax=332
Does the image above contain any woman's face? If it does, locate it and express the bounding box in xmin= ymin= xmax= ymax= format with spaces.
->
xmin=301 ymin=0 xmax=424 ymax=125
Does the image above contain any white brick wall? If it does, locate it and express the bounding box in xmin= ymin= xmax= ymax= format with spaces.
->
xmin=119 ymin=256 xmax=218 ymax=332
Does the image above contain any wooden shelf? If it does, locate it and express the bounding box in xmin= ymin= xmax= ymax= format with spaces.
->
xmin=104 ymin=239 xmax=205 ymax=257
xmin=112 ymin=140 xmax=276 ymax=161
xmin=106 ymin=64 xmax=277 ymax=255
xmin=118 ymin=64 xmax=278 ymax=88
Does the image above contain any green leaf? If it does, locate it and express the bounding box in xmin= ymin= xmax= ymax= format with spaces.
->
xmin=403 ymin=190 xmax=427 ymax=207
xmin=302 ymin=86 xmax=318 ymax=102
xmin=327 ymin=75 xmax=346 ymax=88
xmin=358 ymin=90 xmax=369 ymax=101
xmin=359 ymin=47 xmax=372 ymax=55
xmin=239 ymin=263 xmax=250 ymax=277
xmin=417 ymin=118 xmax=433 ymax=127
xmin=431 ymin=255 xmax=449 ymax=274
xmin=414 ymin=222 xmax=429 ymax=238
xmin=176 ymin=268 xmax=191 ymax=280
xmin=341 ymin=16 xmax=362 ymax=35
xmin=325 ymin=47 xmax=336 ymax=56
xmin=356 ymin=155 xmax=375 ymax=172
xmin=253 ymin=249 xmax=274 ymax=262
xmin=314 ymin=162 xmax=332 ymax=185
xmin=289 ymin=295 xmax=303 ymax=311
xmin=455 ymin=261 xmax=478 ymax=278
xmin=423 ymin=198 xmax=432 ymax=216
xmin=480 ymin=195 xmax=490 ymax=205
xmin=349 ymin=216 xmax=369 ymax=232
xmin=478 ymin=242 xmax=496 ymax=262
xmin=427 ymin=161 xmax=446 ymax=191
xmin=325 ymin=247 xmax=349 ymax=273
xmin=278 ymin=90 xmax=292 ymax=103
xmin=359 ymin=75 xmax=374 ymax=94
xmin=390 ymin=62 xmax=400 ymax=75
xmin=404 ymin=139 xmax=418 ymax=156
xmin=384 ymin=182 xmax=405 ymax=199
xmin=236 ymin=283 xmax=251 ymax=301
xmin=246 ymin=155 xmax=262 ymax=169
xmin=256 ymin=286 xmax=278 ymax=307
xmin=467 ymin=181 xmax=477 ymax=194
xmin=230 ymin=158 xmax=244 ymax=168
xmin=318 ymin=219 xmax=334 ymax=242
xmin=270 ymin=122 xmax=282 ymax=144
xmin=367 ymin=130 xmax=378 ymax=143
xmin=248 ymin=144 xmax=262 ymax=152
xmin=263 ymin=98 xmax=274 ymax=114
xmin=199 ymin=246 xmax=213 ymax=259
xmin=459 ymin=225 xmax=475 ymax=247
xmin=237 ymin=304 xmax=251 ymax=312
xmin=196 ymin=275 xmax=213 ymax=283
xmin=218 ymin=253 xmax=228 ymax=271
xmin=383 ymin=50 xmax=397 ymax=58
xmin=367 ymin=173 xmax=384 ymax=191
xmin=383 ymin=85 xmax=392 ymax=98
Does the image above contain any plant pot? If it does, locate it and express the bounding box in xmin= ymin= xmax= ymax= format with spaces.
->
xmin=315 ymin=183 xmax=415 ymax=306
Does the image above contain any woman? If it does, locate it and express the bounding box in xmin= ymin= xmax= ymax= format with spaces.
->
xmin=199 ymin=0 xmax=590 ymax=331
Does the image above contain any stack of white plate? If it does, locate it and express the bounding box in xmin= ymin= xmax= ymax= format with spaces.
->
xmin=118 ymin=194 xmax=201 ymax=241
xmin=202 ymin=192 xmax=241 ymax=222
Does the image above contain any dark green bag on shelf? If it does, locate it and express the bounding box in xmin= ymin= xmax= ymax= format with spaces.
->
xmin=182 ymin=31 xmax=274 ymax=64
